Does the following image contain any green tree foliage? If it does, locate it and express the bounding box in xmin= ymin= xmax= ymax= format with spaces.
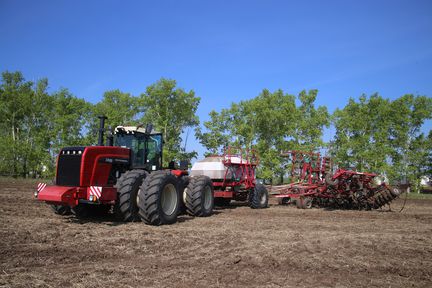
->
xmin=388 ymin=95 xmax=432 ymax=187
xmin=425 ymin=131 xmax=432 ymax=177
xmin=332 ymin=94 xmax=393 ymax=172
xmin=139 ymin=78 xmax=200 ymax=164
xmin=1 ymin=69 xmax=430 ymax=187
xmin=0 ymin=72 xmax=201 ymax=176
xmin=195 ymin=109 xmax=231 ymax=155
xmin=86 ymin=89 xmax=140 ymax=144
xmin=196 ymin=89 xmax=329 ymax=182
xmin=0 ymin=71 xmax=92 ymax=177
xmin=50 ymin=89 xmax=92 ymax=151
xmin=247 ymin=89 xmax=297 ymax=181
xmin=93 ymin=90 xmax=140 ymax=128
xmin=294 ymin=90 xmax=330 ymax=150
xmin=0 ymin=71 xmax=50 ymax=177
xmin=332 ymin=94 xmax=432 ymax=189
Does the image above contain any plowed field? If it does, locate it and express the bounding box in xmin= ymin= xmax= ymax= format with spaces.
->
xmin=1 ymin=179 xmax=431 ymax=287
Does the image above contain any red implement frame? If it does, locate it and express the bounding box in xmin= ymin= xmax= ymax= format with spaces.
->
xmin=213 ymin=147 xmax=258 ymax=199
xmin=274 ymin=151 xmax=400 ymax=209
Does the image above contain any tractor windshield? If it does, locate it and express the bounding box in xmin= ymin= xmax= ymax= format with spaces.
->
xmin=114 ymin=133 xmax=163 ymax=171
xmin=146 ymin=135 xmax=162 ymax=170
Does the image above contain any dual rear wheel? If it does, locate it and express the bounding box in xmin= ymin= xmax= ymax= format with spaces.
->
xmin=138 ymin=171 xmax=180 ymax=225
xmin=116 ymin=170 xmax=214 ymax=225
xmin=184 ymin=175 xmax=214 ymax=217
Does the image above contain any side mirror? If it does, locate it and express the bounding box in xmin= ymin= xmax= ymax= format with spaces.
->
xmin=179 ymin=160 xmax=189 ymax=171
xmin=106 ymin=126 xmax=114 ymax=146
xmin=145 ymin=123 xmax=153 ymax=134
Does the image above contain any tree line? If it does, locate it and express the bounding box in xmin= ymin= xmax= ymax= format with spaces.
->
xmin=0 ymin=71 xmax=199 ymax=177
xmin=1 ymin=71 xmax=431 ymax=190
xmin=197 ymin=90 xmax=432 ymax=189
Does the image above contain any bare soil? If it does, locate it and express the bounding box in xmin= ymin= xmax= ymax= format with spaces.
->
xmin=1 ymin=179 xmax=431 ymax=288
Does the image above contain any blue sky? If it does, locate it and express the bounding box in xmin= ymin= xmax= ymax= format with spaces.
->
xmin=1 ymin=0 xmax=431 ymax=156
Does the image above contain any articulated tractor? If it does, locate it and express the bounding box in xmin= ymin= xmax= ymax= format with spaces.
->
xmin=36 ymin=117 xmax=268 ymax=225
xmin=36 ymin=116 xmax=215 ymax=225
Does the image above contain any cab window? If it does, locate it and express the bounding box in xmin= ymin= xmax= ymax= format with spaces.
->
xmin=114 ymin=134 xmax=146 ymax=167
xmin=146 ymin=135 xmax=162 ymax=169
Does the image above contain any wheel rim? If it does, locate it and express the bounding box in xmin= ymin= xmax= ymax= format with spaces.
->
xmin=136 ymin=188 xmax=142 ymax=206
xmin=392 ymin=188 xmax=400 ymax=196
xmin=260 ymin=190 xmax=267 ymax=205
xmin=203 ymin=185 xmax=212 ymax=210
xmin=183 ymin=187 xmax=188 ymax=204
xmin=305 ymin=197 xmax=312 ymax=208
xmin=161 ymin=183 xmax=177 ymax=216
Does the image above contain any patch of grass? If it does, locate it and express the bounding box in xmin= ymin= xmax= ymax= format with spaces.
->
xmin=0 ymin=177 xmax=49 ymax=185
xmin=405 ymin=192 xmax=432 ymax=200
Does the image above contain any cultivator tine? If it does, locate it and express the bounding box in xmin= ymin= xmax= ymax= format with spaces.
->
xmin=364 ymin=187 xmax=400 ymax=209
xmin=277 ymin=150 xmax=404 ymax=211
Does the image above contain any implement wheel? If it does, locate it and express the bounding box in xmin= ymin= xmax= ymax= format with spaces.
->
xmin=185 ymin=175 xmax=214 ymax=217
xmin=249 ymin=183 xmax=269 ymax=209
xmin=296 ymin=196 xmax=313 ymax=209
xmin=114 ymin=170 xmax=148 ymax=222
xmin=277 ymin=197 xmax=290 ymax=205
xmin=138 ymin=171 xmax=180 ymax=225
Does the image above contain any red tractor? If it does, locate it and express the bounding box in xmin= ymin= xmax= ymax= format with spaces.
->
xmin=35 ymin=116 xmax=214 ymax=225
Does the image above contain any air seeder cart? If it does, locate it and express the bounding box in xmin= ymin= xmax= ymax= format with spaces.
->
xmin=190 ymin=147 xmax=268 ymax=209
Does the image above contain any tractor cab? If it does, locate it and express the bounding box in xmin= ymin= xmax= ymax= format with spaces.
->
xmin=112 ymin=126 xmax=163 ymax=172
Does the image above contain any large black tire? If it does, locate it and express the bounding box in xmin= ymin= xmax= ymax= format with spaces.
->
xmin=114 ymin=170 xmax=148 ymax=222
xmin=277 ymin=197 xmax=290 ymax=205
xmin=50 ymin=204 xmax=71 ymax=216
xmin=178 ymin=176 xmax=190 ymax=215
xmin=249 ymin=183 xmax=269 ymax=209
xmin=296 ymin=196 xmax=313 ymax=209
xmin=185 ymin=175 xmax=214 ymax=217
xmin=138 ymin=171 xmax=180 ymax=225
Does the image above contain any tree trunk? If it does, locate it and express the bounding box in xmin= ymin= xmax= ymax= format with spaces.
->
xmin=12 ymin=120 xmax=17 ymax=177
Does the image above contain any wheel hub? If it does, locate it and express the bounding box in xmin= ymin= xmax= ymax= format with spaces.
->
xmin=161 ymin=183 xmax=177 ymax=216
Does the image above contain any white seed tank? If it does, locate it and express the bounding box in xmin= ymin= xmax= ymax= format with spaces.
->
xmin=190 ymin=156 xmax=248 ymax=180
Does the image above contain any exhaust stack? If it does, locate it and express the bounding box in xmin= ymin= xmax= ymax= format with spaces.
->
xmin=98 ymin=115 xmax=107 ymax=146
